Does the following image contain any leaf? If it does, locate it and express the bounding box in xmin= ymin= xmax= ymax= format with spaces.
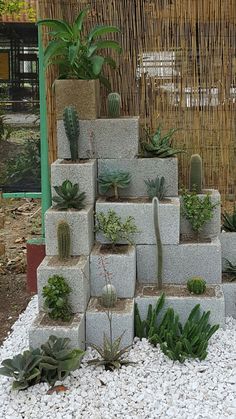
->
xmin=95 ymin=40 xmax=122 ymax=52
xmin=88 ymin=25 xmax=120 ymax=42
xmin=44 ymin=40 xmax=66 ymax=67
xmin=91 ymin=55 xmax=105 ymax=76
xmin=37 ymin=19 xmax=73 ymax=36
xmin=74 ymin=7 xmax=89 ymax=31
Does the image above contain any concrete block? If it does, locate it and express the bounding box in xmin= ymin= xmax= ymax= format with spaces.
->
xmin=86 ymin=298 xmax=134 ymax=348
xmin=45 ymin=206 xmax=94 ymax=256
xmin=37 ymin=256 xmax=90 ymax=313
xmin=29 ymin=312 xmax=85 ymax=350
xmin=135 ymin=284 xmax=225 ymax=328
xmin=57 ymin=117 xmax=139 ymax=160
xmin=180 ymin=189 xmax=221 ymax=240
xmin=98 ymin=158 xmax=178 ymax=197
xmin=220 ymin=232 xmax=236 ymax=270
xmin=90 ymin=244 xmax=136 ymax=298
xmin=137 ymin=238 xmax=222 ymax=284
xmin=96 ymin=197 xmax=180 ymax=245
xmin=222 ymin=282 xmax=236 ymax=318
xmin=51 ymin=159 xmax=97 ymax=205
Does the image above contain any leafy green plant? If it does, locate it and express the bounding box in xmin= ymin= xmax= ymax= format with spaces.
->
xmin=96 ymin=209 xmax=138 ymax=246
xmin=189 ymin=154 xmax=203 ymax=193
xmin=187 ymin=277 xmax=206 ymax=294
xmin=42 ymin=275 xmax=73 ymax=322
xmin=145 ymin=176 xmax=166 ymax=201
xmin=57 ymin=220 xmax=71 ymax=261
xmin=141 ymin=125 xmax=184 ymax=158
xmin=52 ymin=180 xmax=86 ymax=210
xmin=222 ymin=207 xmax=236 ymax=232
xmin=134 ymin=293 xmax=165 ymax=339
xmin=224 ymin=259 xmax=236 ymax=281
xmin=63 ymin=106 xmax=79 ymax=162
xmin=38 ymin=8 xmax=121 ymax=88
xmin=153 ymin=197 xmax=163 ymax=290
xmin=0 ymin=1 xmax=36 ymax=19
xmin=107 ymin=92 xmax=121 ymax=118
xmin=98 ymin=170 xmax=131 ymax=200
xmin=101 ymin=284 xmax=117 ymax=308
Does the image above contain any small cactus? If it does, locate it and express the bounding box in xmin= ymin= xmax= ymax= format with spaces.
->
xmin=189 ymin=154 xmax=203 ymax=193
xmin=107 ymin=92 xmax=121 ymax=118
xmin=63 ymin=106 xmax=80 ymax=162
xmin=57 ymin=220 xmax=71 ymax=261
xmin=101 ymin=284 xmax=117 ymax=308
xmin=187 ymin=277 xmax=206 ymax=295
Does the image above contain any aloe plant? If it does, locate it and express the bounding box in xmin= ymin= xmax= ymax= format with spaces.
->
xmin=52 ymin=180 xmax=86 ymax=210
xmin=141 ymin=125 xmax=184 ymax=158
xmin=222 ymin=207 xmax=236 ymax=232
xmin=145 ymin=176 xmax=166 ymax=200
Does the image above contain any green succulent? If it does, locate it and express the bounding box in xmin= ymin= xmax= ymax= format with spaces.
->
xmin=187 ymin=277 xmax=206 ymax=294
xmin=42 ymin=275 xmax=73 ymax=322
xmin=144 ymin=176 xmax=167 ymax=200
xmin=52 ymin=180 xmax=86 ymax=210
xmin=222 ymin=207 xmax=236 ymax=232
xmin=141 ymin=125 xmax=184 ymax=158
xmin=98 ymin=170 xmax=131 ymax=200
xmin=224 ymin=259 xmax=236 ymax=280
xmin=96 ymin=209 xmax=138 ymax=245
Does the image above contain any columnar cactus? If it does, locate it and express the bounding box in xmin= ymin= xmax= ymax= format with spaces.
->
xmin=101 ymin=284 xmax=117 ymax=308
xmin=107 ymin=92 xmax=121 ymax=118
xmin=153 ymin=197 xmax=163 ymax=290
xmin=57 ymin=220 xmax=71 ymax=261
xmin=63 ymin=106 xmax=80 ymax=162
xmin=189 ymin=154 xmax=203 ymax=193
xmin=187 ymin=277 xmax=206 ymax=295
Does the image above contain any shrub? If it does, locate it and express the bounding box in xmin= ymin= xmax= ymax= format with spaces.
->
xmin=42 ymin=275 xmax=72 ymax=322
xmin=95 ymin=209 xmax=138 ymax=246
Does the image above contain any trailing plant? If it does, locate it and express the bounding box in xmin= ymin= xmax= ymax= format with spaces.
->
xmin=57 ymin=220 xmax=71 ymax=261
xmin=96 ymin=209 xmax=138 ymax=246
xmin=224 ymin=259 xmax=236 ymax=281
xmin=63 ymin=106 xmax=79 ymax=162
xmin=153 ymin=197 xmax=163 ymax=290
xmin=98 ymin=170 xmax=131 ymax=200
xmin=42 ymin=275 xmax=73 ymax=322
xmin=141 ymin=125 xmax=184 ymax=158
xmin=52 ymin=180 xmax=86 ymax=210
xmin=189 ymin=154 xmax=203 ymax=193
xmin=222 ymin=207 xmax=236 ymax=232
xmin=187 ymin=277 xmax=206 ymax=295
xmin=145 ymin=176 xmax=166 ymax=200
xmin=107 ymin=92 xmax=121 ymax=118
xmin=38 ymin=8 xmax=121 ymax=88
xmin=101 ymin=284 xmax=117 ymax=308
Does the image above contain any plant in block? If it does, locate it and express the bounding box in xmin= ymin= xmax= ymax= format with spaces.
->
xmin=96 ymin=209 xmax=138 ymax=247
xmin=224 ymin=259 xmax=236 ymax=281
xmin=222 ymin=207 xmax=236 ymax=232
xmin=52 ymin=180 xmax=86 ymax=210
xmin=141 ymin=124 xmax=184 ymax=158
xmin=107 ymin=92 xmax=121 ymax=118
xmin=153 ymin=197 xmax=163 ymax=290
xmin=187 ymin=277 xmax=206 ymax=294
xmin=98 ymin=170 xmax=131 ymax=200
xmin=63 ymin=106 xmax=79 ymax=162
xmin=57 ymin=220 xmax=71 ymax=261
xmin=189 ymin=154 xmax=203 ymax=193
xmin=145 ymin=176 xmax=166 ymax=200
xmin=101 ymin=284 xmax=117 ymax=308
xmin=42 ymin=275 xmax=73 ymax=322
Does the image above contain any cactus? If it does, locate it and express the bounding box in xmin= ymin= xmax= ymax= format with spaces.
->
xmin=107 ymin=92 xmax=121 ymax=118
xmin=57 ymin=220 xmax=71 ymax=261
xmin=101 ymin=284 xmax=117 ymax=308
xmin=153 ymin=197 xmax=163 ymax=290
xmin=187 ymin=277 xmax=206 ymax=295
xmin=63 ymin=106 xmax=79 ymax=162
xmin=189 ymin=154 xmax=203 ymax=193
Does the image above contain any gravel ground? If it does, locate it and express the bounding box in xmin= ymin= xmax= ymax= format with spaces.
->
xmin=0 ymin=296 xmax=236 ymax=419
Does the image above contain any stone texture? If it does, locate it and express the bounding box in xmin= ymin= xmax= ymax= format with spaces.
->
xmin=86 ymin=298 xmax=134 ymax=348
xmin=51 ymin=159 xmax=97 ymax=205
xmin=29 ymin=312 xmax=85 ymax=350
xmin=220 ymin=232 xmax=236 ymax=270
xmin=45 ymin=206 xmax=94 ymax=256
xmin=98 ymin=158 xmax=178 ymax=197
xmin=0 ymin=214 xmax=5 ymax=229
xmin=135 ymin=284 xmax=225 ymax=327
xmin=222 ymin=282 xmax=236 ymax=318
xmin=57 ymin=117 xmax=139 ymax=160
xmin=37 ymin=256 xmax=90 ymax=313
xmin=96 ymin=198 xmax=180 ymax=245
xmin=90 ymin=244 xmax=136 ymax=298
xmin=55 ymin=79 xmax=100 ymax=120
xmin=137 ymin=238 xmax=222 ymax=284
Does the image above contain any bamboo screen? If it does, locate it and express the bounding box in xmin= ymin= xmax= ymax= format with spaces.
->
xmin=38 ymin=0 xmax=236 ymax=200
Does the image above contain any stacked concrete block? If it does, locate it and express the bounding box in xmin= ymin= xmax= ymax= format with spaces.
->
xmin=222 ymin=282 xmax=236 ymax=318
xmin=220 ymin=232 xmax=236 ymax=270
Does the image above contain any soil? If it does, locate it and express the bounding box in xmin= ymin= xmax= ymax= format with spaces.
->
xmin=88 ymin=297 xmax=132 ymax=313
xmin=40 ymin=313 xmax=75 ymax=327
xmin=48 ymin=256 xmax=80 ymax=267
xmin=136 ymin=284 xmax=216 ymax=298
xmin=180 ymin=235 xmax=212 ymax=244
xmin=222 ymin=272 xmax=236 ymax=283
xmin=99 ymin=196 xmax=172 ymax=204
xmin=99 ymin=244 xmax=130 ymax=255
xmin=62 ymin=159 xmax=90 ymax=164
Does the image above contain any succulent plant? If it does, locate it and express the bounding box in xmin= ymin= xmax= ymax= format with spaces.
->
xmin=101 ymin=284 xmax=117 ymax=308
xmin=57 ymin=220 xmax=71 ymax=261
xmin=107 ymin=92 xmax=121 ymax=118
xmin=153 ymin=197 xmax=163 ymax=290
xmin=145 ymin=176 xmax=166 ymax=200
xmin=42 ymin=275 xmax=73 ymax=322
xmin=63 ymin=106 xmax=79 ymax=162
xmin=96 ymin=209 xmax=138 ymax=245
xmin=224 ymin=259 xmax=236 ymax=280
xmin=187 ymin=277 xmax=206 ymax=294
xmin=98 ymin=170 xmax=131 ymax=200
xmin=222 ymin=207 xmax=236 ymax=232
xmin=189 ymin=154 xmax=203 ymax=193
xmin=141 ymin=125 xmax=184 ymax=158
xmin=52 ymin=180 xmax=86 ymax=210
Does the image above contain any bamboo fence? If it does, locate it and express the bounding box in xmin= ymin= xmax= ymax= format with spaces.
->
xmin=38 ymin=0 xmax=236 ymax=200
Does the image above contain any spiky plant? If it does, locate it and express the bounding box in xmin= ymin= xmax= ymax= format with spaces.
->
xmin=224 ymin=259 xmax=236 ymax=281
xmin=98 ymin=170 xmax=131 ymax=200
xmin=141 ymin=125 xmax=184 ymax=158
xmin=52 ymin=180 xmax=86 ymax=210
xmin=187 ymin=277 xmax=206 ymax=295
xmin=145 ymin=176 xmax=167 ymax=200
xmin=153 ymin=197 xmax=163 ymax=290
xmin=189 ymin=154 xmax=203 ymax=193
xmin=107 ymin=92 xmax=121 ymax=118
xmin=222 ymin=207 xmax=236 ymax=232
xmin=63 ymin=106 xmax=79 ymax=162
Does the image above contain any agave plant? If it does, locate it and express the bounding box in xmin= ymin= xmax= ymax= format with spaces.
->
xmin=222 ymin=207 xmax=236 ymax=232
xmin=141 ymin=125 xmax=184 ymax=158
xmin=38 ymin=8 xmax=121 ymax=88
xmin=52 ymin=180 xmax=86 ymax=210
xmin=144 ymin=176 xmax=167 ymax=200
xmin=224 ymin=259 xmax=236 ymax=280
xmin=98 ymin=170 xmax=131 ymax=199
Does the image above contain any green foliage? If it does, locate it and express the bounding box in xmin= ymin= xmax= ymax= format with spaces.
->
xmin=153 ymin=197 xmax=163 ymax=290
xmin=42 ymin=275 xmax=72 ymax=322
xmin=52 ymin=180 xmax=86 ymax=210
xmin=57 ymin=220 xmax=71 ymax=261
xmin=187 ymin=277 xmax=206 ymax=294
xmin=189 ymin=154 xmax=203 ymax=193
xmin=101 ymin=284 xmax=117 ymax=308
xmin=96 ymin=209 xmax=138 ymax=245
xmin=0 ymin=1 xmax=36 ymax=20
xmin=38 ymin=8 xmax=121 ymax=89
xmin=145 ymin=176 xmax=166 ymax=200
xmin=107 ymin=92 xmax=121 ymax=118
xmin=98 ymin=170 xmax=131 ymax=200
xmin=222 ymin=207 xmax=236 ymax=232
xmin=141 ymin=125 xmax=184 ymax=158
xmin=224 ymin=259 xmax=236 ymax=281
xmin=134 ymin=293 xmax=165 ymax=339
xmin=63 ymin=106 xmax=79 ymax=162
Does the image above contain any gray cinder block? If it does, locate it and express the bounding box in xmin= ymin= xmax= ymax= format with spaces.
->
xmin=51 ymin=159 xmax=97 ymax=205
xmin=45 ymin=206 xmax=94 ymax=256
xmin=220 ymin=232 xmax=236 ymax=270
xmin=96 ymin=198 xmax=180 ymax=245
xmin=37 ymin=256 xmax=90 ymax=313
xmin=90 ymin=244 xmax=136 ymax=298
xmin=57 ymin=117 xmax=139 ymax=160
xmin=222 ymin=282 xmax=236 ymax=318
xmin=98 ymin=158 xmax=178 ymax=197
xmin=137 ymin=238 xmax=222 ymax=284
xmin=86 ymin=298 xmax=134 ymax=348
xmin=29 ymin=312 xmax=85 ymax=350
xmin=135 ymin=284 xmax=225 ymax=328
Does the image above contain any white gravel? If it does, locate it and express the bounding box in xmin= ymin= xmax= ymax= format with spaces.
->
xmin=0 ymin=296 xmax=236 ymax=419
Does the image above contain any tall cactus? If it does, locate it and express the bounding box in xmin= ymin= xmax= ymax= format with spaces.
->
xmin=153 ymin=197 xmax=163 ymax=290
xmin=189 ymin=154 xmax=203 ymax=193
xmin=57 ymin=220 xmax=71 ymax=261
xmin=107 ymin=92 xmax=121 ymax=118
xmin=101 ymin=284 xmax=117 ymax=308
xmin=63 ymin=106 xmax=80 ymax=162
